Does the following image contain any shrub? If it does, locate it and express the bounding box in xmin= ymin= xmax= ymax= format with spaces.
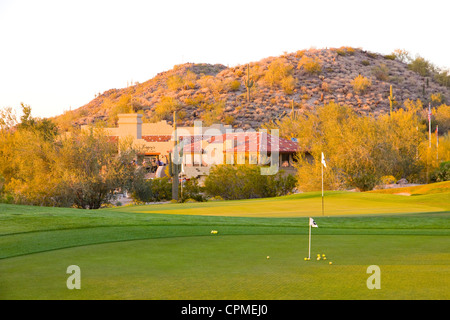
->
xmin=264 ymin=58 xmax=294 ymax=87
xmin=204 ymin=165 xmax=296 ymax=200
xmin=430 ymin=93 xmax=445 ymax=106
xmin=151 ymin=177 xmax=172 ymax=201
xmin=224 ymin=114 xmax=235 ymax=125
xmin=380 ymin=175 xmax=397 ymax=185
xmin=366 ymin=52 xmax=378 ymax=59
xmin=361 ymin=60 xmax=370 ymax=66
xmin=154 ymin=96 xmax=181 ymax=120
xmin=184 ymin=94 xmax=207 ymax=107
xmin=130 ymin=170 xmax=153 ymax=203
xmin=335 ymin=46 xmax=355 ymax=56
xmin=166 ymin=75 xmax=184 ymax=91
xmin=281 ymin=76 xmax=297 ymax=94
xmin=208 ymin=195 xmax=224 ymax=201
xmin=181 ymin=178 xmax=205 ymax=202
xmin=351 ymin=75 xmax=372 ymax=94
xmin=408 ymin=56 xmax=434 ymax=77
xmin=372 ymin=64 xmax=389 ymax=81
xmin=384 ymin=54 xmax=396 ymax=60
xmin=197 ymin=75 xmax=226 ymax=94
xmin=392 ymin=49 xmax=411 ymax=63
xmin=336 ymin=49 xmax=346 ymax=56
xmin=431 ymin=161 xmax=450 ymax=182
xmin=295 ymin=50 xmax=306 ymax=59
xmin=321 ymin=82 xmax=330 ymax=92
xmin=434 ymin=70 xmax=450 ymax=87
xmin=343 ymin=47 xmax=355 ymax=55
xmin=229 ymin=79 xmax=241 ymax=91
xmin=297 ymin=56 xmax=322 ymax=74
xmin=183 ymin=70 xmax=197 ymax=89
xmin=131 ymin=176 xmax=172 ymax=203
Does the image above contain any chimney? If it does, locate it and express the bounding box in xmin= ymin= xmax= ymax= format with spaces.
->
xmin=117 ymin=113 xmax=143 ymax=140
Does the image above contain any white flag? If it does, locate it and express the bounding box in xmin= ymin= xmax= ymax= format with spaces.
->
xmin=309 ymin=217 xmax=318 ymax=228
xmin=321 ymin=152 xmax=327 ymax=168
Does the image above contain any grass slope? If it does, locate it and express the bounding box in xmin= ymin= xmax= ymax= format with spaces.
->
xmin=113 ymin=190 xmax=450 ymax=217
xmin=369 ymin=181 xmax=450 ymax=195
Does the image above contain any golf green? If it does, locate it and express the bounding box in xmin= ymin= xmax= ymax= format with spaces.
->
xmin=1 ymin=234 xmax=448 ymax=300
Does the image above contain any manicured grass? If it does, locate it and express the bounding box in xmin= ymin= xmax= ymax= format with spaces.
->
xmin=0 ymin=187 xmax=449 ymax=300
xmin=369 ymin=181 xmax=450 ymax=195
xmin=112 ymin=190 xmax=450 ymax=217
xmin=1 ymin=234 xmax=449 ymax=300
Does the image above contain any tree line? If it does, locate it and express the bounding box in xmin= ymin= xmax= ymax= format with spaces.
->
xmin=263 ymin=100 xmax=450 ymax=191
xmin=1 ymin=100 xmax=449 ymax=208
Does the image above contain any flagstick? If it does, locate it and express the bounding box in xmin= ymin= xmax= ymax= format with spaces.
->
xmin=322 ymin=163 xmax=324 ymax=216
xmin=308 ymin=220 xmax=311 ymax=260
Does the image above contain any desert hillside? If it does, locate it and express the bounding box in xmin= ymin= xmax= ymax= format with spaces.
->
xmin=54 ymin=47 xmax=450 ymax=130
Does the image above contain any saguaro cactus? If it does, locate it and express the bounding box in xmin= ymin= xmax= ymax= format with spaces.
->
xmin=243 ymin=64 xmax=254 ymax=103
xmin=290 ymin=100 xmax=296 ymax=120
xmin=388 ymin=85 xmax=395 ymax=116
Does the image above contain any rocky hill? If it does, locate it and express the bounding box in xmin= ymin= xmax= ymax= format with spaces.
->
xmin=55 ymin=47 xmax=450 ymax=130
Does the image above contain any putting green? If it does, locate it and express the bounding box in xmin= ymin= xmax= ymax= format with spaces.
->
xmin=114 ymin=191 xmax=450 ymax=217
xmin=1 ymin=234 xmax=448 ymax=300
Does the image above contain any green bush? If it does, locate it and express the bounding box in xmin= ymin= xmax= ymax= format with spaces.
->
xmin=335 ymin=47 xmax=355 ymax=56
xmin=372 ymin=64 xmax=389 ymax=81
xmin=431 ymin=161 xmax=450 ymax=182
xmin=208 ymin=195 xmax=224 ymax=201
xmin=434 ymin=70 xmax=450 ymax=87
xmin=408 ymin=56 xmax=434 ymax=77
xmin=204 ymin=165 xmax=296 ymax=200
xmin=150 ymin=177 xmax=172 ymax=201
xmin=131 ymin=176 xmax=172 ymax=203
xmin=181 ymin=178 xmax=206 ymax=202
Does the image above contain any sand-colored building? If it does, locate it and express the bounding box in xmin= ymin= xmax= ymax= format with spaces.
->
xmin=84 ymin=113 xmax=303 ymax=180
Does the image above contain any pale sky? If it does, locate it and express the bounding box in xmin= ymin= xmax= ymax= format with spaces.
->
xmin=0 ymin=0 xmax=449 ymax=119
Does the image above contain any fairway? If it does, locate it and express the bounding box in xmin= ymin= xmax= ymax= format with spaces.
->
xmin=0 ymin=188 xmax=449 ymax=300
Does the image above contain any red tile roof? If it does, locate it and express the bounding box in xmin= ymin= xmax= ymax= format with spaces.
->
xmin=179 ymin=132 xmax=299 ymax=154
xmin=142 ymin=135 xmax=172 ymax=142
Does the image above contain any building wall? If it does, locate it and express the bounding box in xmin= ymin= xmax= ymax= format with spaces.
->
xmin=92 ymin=114 xmax=232 ymax=158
